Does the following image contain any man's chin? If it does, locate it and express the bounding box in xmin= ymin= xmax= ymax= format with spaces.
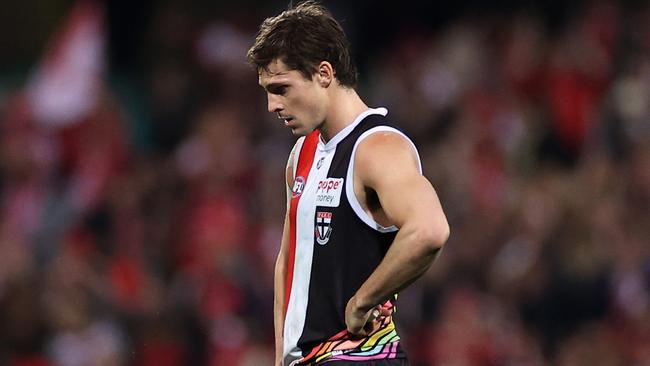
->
xmin=289 ymin=126 xmax=312 ymax=137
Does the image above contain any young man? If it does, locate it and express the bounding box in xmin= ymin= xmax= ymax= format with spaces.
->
xmin=247 ymin=2 xmax=449 ymax=365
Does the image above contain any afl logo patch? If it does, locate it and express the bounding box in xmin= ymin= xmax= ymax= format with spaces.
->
xmin=292 ymin=176 xmax=306 ymax=197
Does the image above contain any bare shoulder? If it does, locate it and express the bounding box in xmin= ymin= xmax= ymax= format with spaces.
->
xmin=353 ymin=130 xmax=445 ymax=232
xmin=285 ymin=136 xmax=306 ymax=189
xmin=354 ymin=131 xmax=420 ymax=188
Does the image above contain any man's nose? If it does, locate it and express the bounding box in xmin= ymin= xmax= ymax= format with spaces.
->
xmin=267 ymin=94 xmax=283 ymax=113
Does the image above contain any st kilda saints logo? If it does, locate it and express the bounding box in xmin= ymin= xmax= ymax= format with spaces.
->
xmin=315 ymin=211 xmax=333 ymax=245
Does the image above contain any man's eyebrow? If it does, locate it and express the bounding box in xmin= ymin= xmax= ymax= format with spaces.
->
xmin=259 ymin=71 xmax=288 ymax=88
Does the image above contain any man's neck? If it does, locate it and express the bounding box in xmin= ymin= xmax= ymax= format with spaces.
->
xmin=319 ymin=87 xmax=368 ymax=142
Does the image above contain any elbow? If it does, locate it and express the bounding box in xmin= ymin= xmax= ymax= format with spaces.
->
xmin=413 ymin=222 xmax=449 ymax=254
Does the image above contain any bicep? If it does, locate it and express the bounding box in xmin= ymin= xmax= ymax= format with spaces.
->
xmin=380 ymin=174 xmax=446 ymax=233
xmin=279 ymin=138 xmax=301 ymax=254
xmin=356 ymin=133 xmax=447 ymax=232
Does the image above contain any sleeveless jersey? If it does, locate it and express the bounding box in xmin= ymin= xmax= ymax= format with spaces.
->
xmin=283 ymin=108 xmax=422 ymax=365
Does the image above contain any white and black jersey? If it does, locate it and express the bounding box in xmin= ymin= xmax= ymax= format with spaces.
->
xmin=283 ymin=108 xmax=421 ymax=365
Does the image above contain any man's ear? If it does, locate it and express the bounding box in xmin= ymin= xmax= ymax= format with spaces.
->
xmin=316 ymin=61 xmax=334 ymax=87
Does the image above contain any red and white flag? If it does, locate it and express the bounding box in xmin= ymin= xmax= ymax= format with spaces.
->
xmin=26 ymin=1 xmax=105 ymax=128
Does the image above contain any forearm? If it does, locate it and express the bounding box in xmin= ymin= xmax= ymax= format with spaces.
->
xmin=351 ymin=223 xmax=446 ymax=312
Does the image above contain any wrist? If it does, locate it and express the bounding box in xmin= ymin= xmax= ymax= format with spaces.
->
xmin=350 ymin=293 xmax=374 ymax=314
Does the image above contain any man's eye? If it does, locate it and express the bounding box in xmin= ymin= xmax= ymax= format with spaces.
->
xmin=271 ymin=86 xmax=288 ymax=95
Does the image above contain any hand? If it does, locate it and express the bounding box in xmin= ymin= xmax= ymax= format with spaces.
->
xmin=345 ymin=296 xmax=391 ymax=337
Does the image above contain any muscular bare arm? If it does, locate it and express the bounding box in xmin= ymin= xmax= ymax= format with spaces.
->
xmin=275 ymin=142 xmax=299 ymax=365
xmin=345 ymin=132 xmax=450 ymax=336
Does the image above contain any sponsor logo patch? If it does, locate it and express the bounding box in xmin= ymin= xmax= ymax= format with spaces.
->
xmin=315 ymin=211 xmax=333 ymax=245
xmin=315 ymin=178 xmax=344 ymax=207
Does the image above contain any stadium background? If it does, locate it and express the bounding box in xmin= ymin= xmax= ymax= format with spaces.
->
xmin=0 ymin=0 xmax=649 ymax=365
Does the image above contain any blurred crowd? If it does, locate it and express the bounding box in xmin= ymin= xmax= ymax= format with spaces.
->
xmin=1 ymin=1 xmax=649 ymax=365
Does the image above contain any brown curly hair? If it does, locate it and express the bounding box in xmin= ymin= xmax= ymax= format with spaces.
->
xmin=247 ymin=1 xmax=358 ymax=87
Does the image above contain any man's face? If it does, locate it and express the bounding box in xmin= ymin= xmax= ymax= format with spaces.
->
xmin=258 ymin=59 xmax=328 ymax=136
